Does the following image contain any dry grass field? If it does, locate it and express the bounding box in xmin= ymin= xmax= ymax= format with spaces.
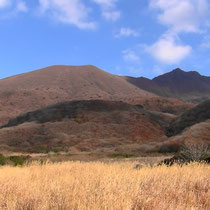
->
xmin=0 ymin=161 xmax=209 ymax=210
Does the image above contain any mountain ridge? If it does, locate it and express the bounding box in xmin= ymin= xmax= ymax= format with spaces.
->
xmin=0 ymin=65 xmax=193 ymax=126
xmin=125 ymin=68 xmax=210 ymax=103
xmin=0 ymin=65 xmax=208 ymax=153
xmin=0 ymin=65 xmax=156 ymax=125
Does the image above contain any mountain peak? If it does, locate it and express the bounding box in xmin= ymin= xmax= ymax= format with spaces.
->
xmin=170 ymin=68 xmax=200 ymax=76
xmin=172 ymin=68 xmax=184 ymax=72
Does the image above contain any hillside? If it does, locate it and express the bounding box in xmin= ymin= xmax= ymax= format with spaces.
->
xmin=0 ymin=100 xmax=171 ymax=153
xmin=166 ymin=99 xmax=210 ymax=137
xmin=0 ymin=65 xmax=155 ymax=125
xmin=125 ymin=68 xmax=210 ymax=103
xmin=0 ymin=65 xmax=193 ymax=126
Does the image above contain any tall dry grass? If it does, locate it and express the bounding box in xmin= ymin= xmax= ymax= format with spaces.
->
xmin=0 ymin=161 xmax=209 ymax=210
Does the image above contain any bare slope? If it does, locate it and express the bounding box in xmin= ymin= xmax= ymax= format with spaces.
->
xmin=0 ymin=65 xmax=155 ymax=125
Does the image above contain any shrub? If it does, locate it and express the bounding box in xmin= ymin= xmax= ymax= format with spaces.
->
xmin=75 ymin=117 xmax=83 ymax=124
xmin=109 ymin=154 xmax=135 ymax=158
xmin=158 ymin=142 xmax=180 ymax=153
xmin=9 ymin=156 xmax=30 ymax=166
xmin=179 ymin=140 xmax=210 ymax=162
xmin=0 ymin=154 xmax=6 ymax=166
xmin=34 ymin=146 xmax=62 ymax=154
xmin=136 ymin=104 xmax=144 ymax=109
xmin=34 ymin=146 xmax=52 ymax=153
xmin=159 ymin=140 xmax=210 ymax=166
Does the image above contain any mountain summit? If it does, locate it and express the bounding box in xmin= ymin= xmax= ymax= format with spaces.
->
xmin=0 ymin=65 xmax=155 ymax=125
xmin=125 ymin=68 xmax=210 ymax=103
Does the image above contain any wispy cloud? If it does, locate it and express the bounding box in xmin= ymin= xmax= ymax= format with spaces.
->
xmin=39 ymin=0 xmax=96 ymax=29
xmin=122 ymin=49 xmax=140 ymax=62
xmin=0 ymin=0 xmax=28 ymax=19
xmin=102 ymin=10 xmax=120 ymax=21
xmin=115 ymin=27 xmax=139 ymax=38
xmin=91 ymin=0 xmax=121 ymax=21
xmin=0 ymin=0 xmax=27 ymax=12
xmin=200 ymin=36 xmax=210 ymax=49
xmin=16 ymin=0 xmax=28 ymax=12
xmin=0 ymin=0 xmax=11 ymax=9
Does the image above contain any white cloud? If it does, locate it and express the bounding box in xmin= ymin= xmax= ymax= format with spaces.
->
xmin=150 ymin=0 xmax=209 ymax=33
xmin=92 ymin=0 xmax=121 ymax=21
xmin=0 ymin=0 xmax=10 ymax=9
xmin=39 ymin=0 xmax=96 ymax=29
xmin=147 ymin=0 xmax=208 ymax=64
xmin=115 ymin=27 xmax=139 ymax=38
xmin=146 ymin=36 xmax=192 ymax=64
xmin=16 ymin=0 xmax=28 ymax=12
xmin=122 ymin=49 xmax=140 ymax=62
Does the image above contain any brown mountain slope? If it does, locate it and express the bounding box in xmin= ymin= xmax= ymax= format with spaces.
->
xmin=170 ymin=120 xmax=210 ymax=143
xmin=0 ymin=65 xmax=155 ymax=125
xmin=125 ymin=68 xmax=210 ymax=103
xmin=0 ymin=65 xmax=193 ymax=126
xmin=0 ymin=100 xmax=170 ymax=153
xmin=166 ymin=99 xmax=210 ymax=137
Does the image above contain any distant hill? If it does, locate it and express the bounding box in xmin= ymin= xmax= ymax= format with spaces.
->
xmin=125 ymin=68 xmax=210 ymax=103
xmin=0 ymin=100 xmax=171 ymax=153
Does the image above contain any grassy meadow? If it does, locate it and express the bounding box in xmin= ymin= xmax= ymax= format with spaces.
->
xmin=0 ymin=161 xmax=209 ymax=210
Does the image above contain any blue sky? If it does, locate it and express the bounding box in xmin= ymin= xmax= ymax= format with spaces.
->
xmin=0 ymin=0 xmax=210 ymax=79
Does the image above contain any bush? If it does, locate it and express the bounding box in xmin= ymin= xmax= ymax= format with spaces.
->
xmin=0 ymin=154 xmax=6 ymax=166
xmin=34 ymin=146 xmax=62 ymax=154
xmin=9 ymin=156 xmax=30 ymax=166
xmin=109 ymin=154 xmax=135 ymax=158
xmin=75 ymin=117 xmax=83 ymax=124
xmin=34 ymin=146 xmax=52 ymax=153
xmin=158 ymin=142 xmax=180 ymax=153
xmin=179 ymin=140 xmax=210 ymax=162
xmin=159 ymin=140 xmax=210 ymax=166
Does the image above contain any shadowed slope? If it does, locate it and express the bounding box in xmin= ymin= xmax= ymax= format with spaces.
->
xmin=166 ymin=99 xmax=210 ymax=137
xmin=125 ymin=68 xmax=210 ymax=103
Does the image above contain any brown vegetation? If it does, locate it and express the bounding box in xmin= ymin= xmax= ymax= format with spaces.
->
xmin=0 ymin=65 xmax=193 ymax=126
xmin=0 ymin=100 xmax=170 ymax=153
xmin=0 ymin=65 xmax=155 ymax=125
xmin=0 ymin=161 xmax=209 ymax=210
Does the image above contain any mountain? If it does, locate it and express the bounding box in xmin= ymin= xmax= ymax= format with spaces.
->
xmin=0 ymin=65 xmax=192 ymax=126
xmin=0 ymin=65 xmax=155 ymax=125
xmin=125 ymin=68 xmax=210 ymax=103
xmin=0 ymin=100 xmax=171 ymax=153
xmin=0 ymin=65 xmax=202 ymax=154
